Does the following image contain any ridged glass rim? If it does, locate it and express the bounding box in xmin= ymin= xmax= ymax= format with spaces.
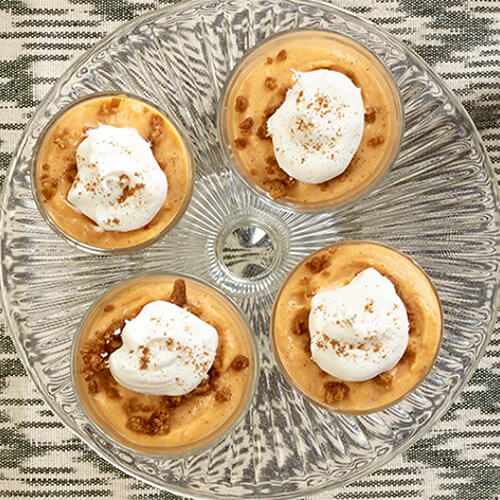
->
xmin=217 ymin=28 xmax=405 ymax=213
xmin=270 ymin=239 xmax=444 ymax=416
xmin=0 ymin=0 xmax=498 ymax=498
xmin=70 ymin=270 xmax=260 ymax=458
xmin=30 ymin=90 xmax=196 ymax=255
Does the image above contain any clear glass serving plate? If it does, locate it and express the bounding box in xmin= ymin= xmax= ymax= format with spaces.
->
xmin=1 ymin=0 xmax=499 ymax=498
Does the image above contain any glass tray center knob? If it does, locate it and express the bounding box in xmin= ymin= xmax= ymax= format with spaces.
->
xmin=216 ymin=215 xmax=282 ymax=281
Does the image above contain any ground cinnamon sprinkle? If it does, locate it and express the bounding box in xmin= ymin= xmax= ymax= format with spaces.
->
xmin=139 ymin=346 xmax=151 ymax=370
xmin=324 ymin=381 xmax=349 ymax=404
xmin=117 ymin=182 xmax=145 ymax=204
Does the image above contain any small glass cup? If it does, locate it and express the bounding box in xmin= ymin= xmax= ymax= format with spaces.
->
xmin=31 ymin=91 xmax=195 ymax=255
xmin=71 ymin=272 xmax=258 ymax=456
xmin=218 ymin=29 xmax=404 ymax=212
xmin=270 ymin=240 xmax=443 ymax=414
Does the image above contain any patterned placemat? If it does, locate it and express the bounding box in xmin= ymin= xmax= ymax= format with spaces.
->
xmin=0 ymin=1 xmax=498 ymax=499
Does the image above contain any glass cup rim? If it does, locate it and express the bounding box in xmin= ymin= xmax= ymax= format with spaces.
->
xmin=217 ymin=28 xmax=405 ymax=213
xmin=30 ymin=90 xmax=196 ymax=255
xmin=270 ymin=239 xmax=444 ymax=415
xmin=70 ymin=270 xmax=260 ymax=458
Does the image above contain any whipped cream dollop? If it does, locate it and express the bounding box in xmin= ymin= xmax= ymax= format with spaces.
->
xmin=267 ymin=70 xmax=364 ymax=184
xmin=309 ymin=268 xmax=409 ymax=382
xmin=67 ymin=124 xmax=167 ymax=232
xmin=109 ymin=301 xmax=218 ymax=396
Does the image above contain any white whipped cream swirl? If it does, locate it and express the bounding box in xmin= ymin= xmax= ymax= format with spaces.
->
xmin=67 ymin=124 xmax=167 ymax=232
xmin=309 ymin=268 xmax=409 ymax=381
xmin=267 ymin=70 xmax=364 ymax=184
xmin=109 ymin=301 xmax=218 ymax=396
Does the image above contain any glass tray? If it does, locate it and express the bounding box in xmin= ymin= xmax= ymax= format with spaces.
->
xmin=1 ymin=0 xmax=499 ymax=498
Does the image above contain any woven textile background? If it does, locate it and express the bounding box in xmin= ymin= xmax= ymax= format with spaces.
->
xmin=0 ymin=1 xmax=498 ymax=499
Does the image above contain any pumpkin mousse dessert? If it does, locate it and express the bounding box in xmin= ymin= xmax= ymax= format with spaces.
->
xmin=271 ymin=241 xmax=443 ymax=413
xmin=220 ymin=30 xmax=402 ymax=209
xmin=33 ymin=93 xmax=194 ymax=252
xmin=73 ymin=275 xmax=256 ymax=453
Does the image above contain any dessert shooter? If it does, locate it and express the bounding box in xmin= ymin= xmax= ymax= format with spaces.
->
xmin=32 ymin=93 xmax=194 ymax=252
xmin=219 ymin=30 xmax=402 ymax=209
xmin=73 ymin=274 xmax=256 ymax=454
xmin=271 ymin=241 xmax=442 ymax=413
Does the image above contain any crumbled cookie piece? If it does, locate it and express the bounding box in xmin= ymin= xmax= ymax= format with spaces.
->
xmin=239 ymin=117 xmax=254 ymax=131
xmin=375 ymin=371 xmax=393 ymax=390
xmin=364 ymin=107 xmax=377 ymax=124
xmin=185 ymin=303 xmax=202 ymax=317
xmin=292 ymin=308 xmax=310 ymax=337
xmin=231 ymin=354 xmax=249 ymax=371
xmin=65 ymin=162 xmax=78 ymax=184
xmin=234 ymin=137 xmax=248 ymax=149
xmin=149 ymin=113 xmax=164 ymax=144
xmin=127 ymin=407 xmax=171 ymax=435
xmin=215 ymin=386 xmax=232 ymax=402
xmin=256 ymin=124 xmax=270 ymax=140
xmin=266 ymin=155 xmax=278 ymax=167
xmin=402 ymin=347 xmax=416 ymax=365
xmin=264 ymin=179 xmax=287 ymax=199
xmin=324 ymin=381 xmax=349 ymax=405
xmin=276 ymin=49 xmax=287 ymax=61
xmin=264 ymin=77 xmax=278 ymax=90
xmin=305 ymin=254 xmax=330 ymax=274
xmin=169 ymin=279 xmax=187 ymax=307
xmin=368 ymin=135 xmax=385 ymax=147
xmin=53 ymin=136 xmax=66 ymax=149
xmin=235 ymin=95 xmax=249 ymax=112
xmin=99 ymin=97 xmax=121 ymax=115
xmin=41 ymin=177 xmax=58 ymax=201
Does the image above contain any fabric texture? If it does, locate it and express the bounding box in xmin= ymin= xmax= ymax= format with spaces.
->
xmin=0 ymin=1 xmax=498 ymax=499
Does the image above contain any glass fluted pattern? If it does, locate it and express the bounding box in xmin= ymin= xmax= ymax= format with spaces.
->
xmin=1 ymin=0 xmax=499 ymax=498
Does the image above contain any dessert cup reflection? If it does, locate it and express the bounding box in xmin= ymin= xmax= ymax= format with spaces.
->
xmin=219 ymin=30 xmax=403 ymax=211
xmin=271 ymin=241 xmax=443 ymax=414
xmin=72 ymin=274 xmax=257 ymax=455
xmin=32 ymin=92 xmax=194 ymax=253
